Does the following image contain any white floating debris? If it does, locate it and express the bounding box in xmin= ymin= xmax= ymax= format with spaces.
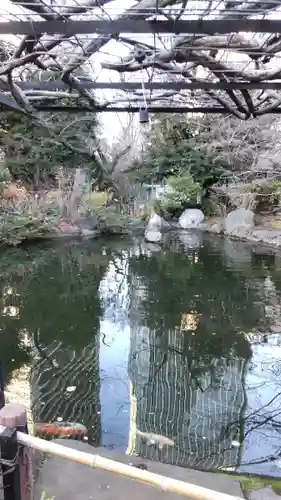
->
xmin=231 ymin=440 xmax=240 ymax=448
xmin=57 ymin=417 xmax=63 ymax=422
xmin=66 ymin=386 xmax=76 ymax=393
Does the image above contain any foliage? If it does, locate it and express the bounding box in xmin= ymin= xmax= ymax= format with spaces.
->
xmin=157 ymin=172 xmax=201 ymax=216
xmin=0 ymin=108 xmax=99 ymax=185
xmin=0 ymin=201 xmax=60 ymax=246
xmin=95 ymin=205 xmax=133 ymax=235
xmin=0 ymin=66 xmax=100 ymax=186
xmin=131 ymin=117 xmax=227 ymax=189
xmin=132 ymin=114 xmax=281 ymax=217
xmin=201 ymin=196 xmax=223 ymax=216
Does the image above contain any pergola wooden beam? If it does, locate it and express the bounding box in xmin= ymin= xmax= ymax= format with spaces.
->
xmin=1 ymin=105 xmax=280 ymax=113
xmin=1 ymin=19 xmax=281 ymax=35
xmin=7 ymin=81 xmax=281 ymax=91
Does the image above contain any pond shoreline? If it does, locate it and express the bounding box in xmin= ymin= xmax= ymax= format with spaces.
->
xmin=2 ymin=214 xmax=281 ymax=252
xmin=201 ymin=216 xmax=281 ymax=253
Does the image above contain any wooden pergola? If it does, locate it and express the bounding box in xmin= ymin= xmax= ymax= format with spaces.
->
xmin=1 ymin=0 xmax=281 ymax=119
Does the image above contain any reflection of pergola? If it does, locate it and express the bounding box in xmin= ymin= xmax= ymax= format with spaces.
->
xmin=2 ymin=1 xmax=281 ymax=119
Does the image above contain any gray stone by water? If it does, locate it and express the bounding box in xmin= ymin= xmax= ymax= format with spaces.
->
xmin=145 ymin=214 xmax=165 ymax=243
xmin=224 ymin=208 xmax=254 ymax=236
xmin=35 ymin=440 xmax=243 ymax=500
xmin=144 ymin=229 xmax=162 ymax=243
xmin=146 ymin=214 xmax=164 ymax=231
xmin=178 ymin=209 xmax=204 ymax=229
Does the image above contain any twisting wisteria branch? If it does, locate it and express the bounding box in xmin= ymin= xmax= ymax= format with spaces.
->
xmin=0 ymin=0 xmax=280 ymax=119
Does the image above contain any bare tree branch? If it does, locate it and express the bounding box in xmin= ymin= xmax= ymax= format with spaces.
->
xmin=2 ymin=0 xmax=281 ymax=118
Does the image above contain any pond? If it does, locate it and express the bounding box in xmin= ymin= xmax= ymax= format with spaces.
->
xmin=1 ymin=231 xmax=281 ymax=478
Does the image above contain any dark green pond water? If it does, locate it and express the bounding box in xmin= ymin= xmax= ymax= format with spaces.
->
xmin=1 ymin=231 xmax=281 ymax=476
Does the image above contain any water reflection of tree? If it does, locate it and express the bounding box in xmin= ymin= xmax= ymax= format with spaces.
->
xmin=0 ymin=245 xmax=54 ymax=383
xmin=0 ymin=242 xmax=110 ymax=444
xmin=129 ymin=241 xmax=259 ymax=367
xmin=127 ymin=240 xmax=267 ymax=469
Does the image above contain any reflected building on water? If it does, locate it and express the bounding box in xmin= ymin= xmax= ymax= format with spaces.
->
xmin=127 ymin=252 xmax=248 ymax=470
xmin=128 ymin=325 xmax=247 ymax=470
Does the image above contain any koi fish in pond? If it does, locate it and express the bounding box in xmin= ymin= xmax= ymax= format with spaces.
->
xmin=136 ymin=429 xmax=175 ymax=449
xmin=34 ymin=422 xmax=88 ymax=439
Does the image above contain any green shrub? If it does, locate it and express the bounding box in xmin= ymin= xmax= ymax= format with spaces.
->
xmin=158 ymin=172 xmax=201 ymax=216
xmin=0 ymin=202 xmax=60 ymax=246
xmin=201 ymin=196 xmax=222 ymax=216
xmin=95 ymin=205 xmax=132 ymax=235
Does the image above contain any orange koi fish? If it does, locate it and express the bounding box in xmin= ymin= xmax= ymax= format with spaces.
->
xmin=34 ymin=422 xmax=88 ymax=438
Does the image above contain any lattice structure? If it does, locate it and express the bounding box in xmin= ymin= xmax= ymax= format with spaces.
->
xmin=1 ymin=0 xmax=281 ymax=118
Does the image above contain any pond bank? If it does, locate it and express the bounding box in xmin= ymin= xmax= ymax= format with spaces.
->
xmin=35 ymin=440 xmax=244 ymax=500
xmin=2 ymin=206 xmax=281 ymax=252
xmin=34 ymin=440 xmax=281 ymax=500
xmin=201 ymin=216 xmax=281 ymax=252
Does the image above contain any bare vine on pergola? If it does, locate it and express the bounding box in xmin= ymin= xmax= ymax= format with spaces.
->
xmin=1 ymin=0 xmax=281 ymax=121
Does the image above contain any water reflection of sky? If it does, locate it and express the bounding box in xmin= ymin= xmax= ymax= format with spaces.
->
xmin=99 ymin=255 xmax=131 ymax=452
xmin=241 ymin=337 xmax=281 ymax=477
xmin=99 ymin=319 xmax=130 ymax=452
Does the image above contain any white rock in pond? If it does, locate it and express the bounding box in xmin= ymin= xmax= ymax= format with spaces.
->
xmin=145 ymin=230 xmax=162 ymax=243
xmin=146 ymin=213 xmax=164 ymax=231
xmin=178 ymin=209 xmax=204 ymax=229
xmin=224 ymin=208 xmax=254 ymax=236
